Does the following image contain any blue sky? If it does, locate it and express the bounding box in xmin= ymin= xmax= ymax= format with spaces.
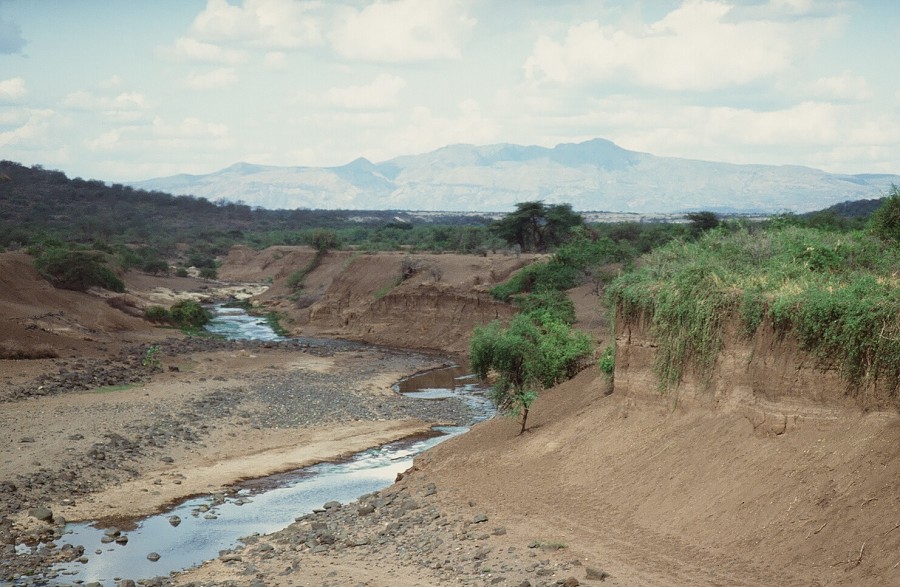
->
xmin=0 ymin=0 xmax=898 ymax=182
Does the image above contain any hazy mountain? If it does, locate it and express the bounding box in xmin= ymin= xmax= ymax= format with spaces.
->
xmin=130 ymin=139 xmax=900 ymax=213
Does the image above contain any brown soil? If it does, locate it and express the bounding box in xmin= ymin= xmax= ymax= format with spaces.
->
xmin=3 ymin=247 xmax=900 ymax=586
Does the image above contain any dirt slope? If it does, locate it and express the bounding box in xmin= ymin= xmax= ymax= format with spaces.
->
xmin=406 ymin=314 xmax=900 ymax=586
xmin=0 ymin=252 xmax=158 ymax=361
xmin=221 ymin=246 xmax=535 ymax=353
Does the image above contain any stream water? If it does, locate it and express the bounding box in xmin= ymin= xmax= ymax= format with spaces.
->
xmin=43 ymin=306 xmax=491 ymax=586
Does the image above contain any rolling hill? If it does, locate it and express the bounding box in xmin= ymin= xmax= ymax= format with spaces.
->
xmin=131 ymin=138 xmax=900 ymax=213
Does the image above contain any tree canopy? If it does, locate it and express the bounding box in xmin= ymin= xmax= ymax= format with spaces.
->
xmin=491 ymin=201 xmax=584 ymax=252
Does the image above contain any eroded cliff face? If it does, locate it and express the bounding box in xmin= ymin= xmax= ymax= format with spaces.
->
xmin=614 ymin=310 xmax=898 ymax=434
xmin=221 ymin=246 xmax=533 ymax=354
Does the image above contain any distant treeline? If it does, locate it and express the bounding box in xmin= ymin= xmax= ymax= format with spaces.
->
xmin=0 ymin=160 xmax=887 ymax=266
xmin=0 ymin=161 xmax=494 ymax=256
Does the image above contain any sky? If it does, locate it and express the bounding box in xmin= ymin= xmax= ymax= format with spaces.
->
xmin=0 ymin=0 xmax=898 ymax=183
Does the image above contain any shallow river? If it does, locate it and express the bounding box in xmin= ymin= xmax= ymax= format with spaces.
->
xmin=45 ymin=305 xmax=491 ymax=586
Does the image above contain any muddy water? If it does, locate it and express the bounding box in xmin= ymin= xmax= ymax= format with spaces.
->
xmin=44 ymin=306 xmax=492 ymax=586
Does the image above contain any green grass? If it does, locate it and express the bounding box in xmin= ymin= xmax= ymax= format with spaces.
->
xmin=89 ymin=384 xmax=139 ymax=394
xmin=263 ymin=311 xmax=291 ymax=336
xmin=608 ymin=225 xmax=900 ymax=394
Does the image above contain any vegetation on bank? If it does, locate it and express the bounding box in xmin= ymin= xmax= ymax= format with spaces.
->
xmin=144 ymin=299 xmax=212 ymax=332
xmin=608 ymin=193 xmax=900 ymax=394
xmin=471 ymin=309 xmax=593 ymax=434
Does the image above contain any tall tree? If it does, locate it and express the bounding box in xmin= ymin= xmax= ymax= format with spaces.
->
xmin=491 ymin=201 xmax=584 ymax=252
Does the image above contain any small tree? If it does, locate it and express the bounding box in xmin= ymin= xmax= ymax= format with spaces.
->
xmin=686 ymin=211 xmax=719 ymax=235
xmin=471 ymin=310 xmax=592 ymax=434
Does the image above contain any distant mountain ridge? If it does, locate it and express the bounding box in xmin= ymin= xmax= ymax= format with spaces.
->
xmin=130 ymin=139 xmax=900 ymax=213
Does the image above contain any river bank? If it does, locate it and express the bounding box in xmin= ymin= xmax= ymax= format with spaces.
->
xmin=0 ymin=335 xmax=475 ymax=584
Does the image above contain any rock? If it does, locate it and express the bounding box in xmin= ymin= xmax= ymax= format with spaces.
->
xmin=323 ymin=500 xmax=342 ymax=510
xmin=220 ymin=553 xmax=242 ymax=563
xmin=585 ymin=566 xmax=610 ymax=581
xmin=147 ymin=552 xmax=161 ymax=562
xmin=115 ymin=534 xmax=129 ymax=545
xmin=119 ymin=580 xmax=136 ymax=587
xmin=168 ymin=515 xmax=181 ymax=527
xmin=160 ymin=456 xmax=174 ymax=463
xmin=561 ymin=578 xmax=580 ymax=587
xmin=473 ymin=513 xmax=488 ymax=524
xmin=29 ymin=507 xmax=53 ymax=522
xmin=20 ymin=436 xmax=35 ymax=443
xmin=357 ymin=503 xmax=376 ymax=516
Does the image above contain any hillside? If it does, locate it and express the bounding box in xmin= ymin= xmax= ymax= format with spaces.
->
xmin=131 ymin=138 xmax=900 ymax=213
xmin=0 ymin=160 xmax=492 ymax=253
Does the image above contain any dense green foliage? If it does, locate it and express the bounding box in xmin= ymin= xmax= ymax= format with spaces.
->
xmin=490 ymin=201 xmax=584 ymax=252
xmin=471 ymin=310 xmax=593 ymax=434
xmin=868 ymin=184 xmax=900 ymax=242
xmin=608 ymin=222 xmax=900 ymax=393
xmin=32 ymin=246 xmax=125 ymax=292
xmin=491 ymin=231 xmax=624 ymax=303
xmin=145 ymin=299 xmax=212 ymax=331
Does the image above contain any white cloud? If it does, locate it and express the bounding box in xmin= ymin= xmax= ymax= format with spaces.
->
xmin=62 ymin=90 xmax=148 ymax=122
xmin=524 ymin=0 xmax=843 ymax=91
xmin=86 ymin=117 xmax=232 ymax=154
xmin=386 ymin=99 xmax=498 ymax=155
xmin=184 ymin=68 xmax=239 ymax=90
xmin=314 ymin=74 xmax=407 ymax=109
xmin=804 ymin=72 xmax=874 ymax=102
xmin=164 ymin=37 xmax=248 ymax=64
xmin=330 ymin=0 xmax=475 ymax=62
xmin=0 ymin=77 xmax=27 ymax=101
xmin=63 ymin=90 xmax=146 ymax=111
xmin=190 ymin=0 xmax=323 ymax=49
xmin=0 ymin=108 xmax=57 ymax=148
xmin=99 ymin=75 xmax=123 ymax=90
xmin=263 ymin=51 xmax=287 ymax=69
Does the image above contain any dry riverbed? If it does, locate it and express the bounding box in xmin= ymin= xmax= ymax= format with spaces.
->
xmin=0 ymin=336 xmax=481 ymax=585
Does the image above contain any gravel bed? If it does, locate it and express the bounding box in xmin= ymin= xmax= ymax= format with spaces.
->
xmin=1 ymin=337 xmax=486 ymax=585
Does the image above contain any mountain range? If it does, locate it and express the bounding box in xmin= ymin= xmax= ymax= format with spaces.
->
xmin=130 ymin=139 xmax=899 ymax=213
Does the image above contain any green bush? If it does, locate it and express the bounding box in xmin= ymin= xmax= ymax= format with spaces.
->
xmin=199 ymin=266 xmax=217 ymax=280
xmin=598 ymin=344 xmax=615 ymax=375
xmin=33 ymin=247 xmax=125 ymax=292
xmin=869 ymin=184 xmax=900 ymax=242
xmin=144 ymin=306 xmax=171 ymax=322
xmin=513 ymin=289 xmax=576 ymax=325
xmin=168 ymin=299 xmax=212 ymax=329
xmin=471 ymin=310 xmax=592 ymax=434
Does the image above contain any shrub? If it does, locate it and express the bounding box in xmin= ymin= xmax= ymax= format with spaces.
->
xmin=598 ymin=345 xmax=615 ymax=375
xmin=33 ymin=247 xmax=125 ymax=292
xmin=168 ymin=299 xmax=212 ymax=329
xmin=869 ymin=184 xmax=900 ymax=242
xmin=144 ymin=306 xmax=171 ymax=323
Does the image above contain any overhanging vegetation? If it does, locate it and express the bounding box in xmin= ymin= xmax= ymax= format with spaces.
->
xmin=608 ymin=218 xmax=900 ymax=394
